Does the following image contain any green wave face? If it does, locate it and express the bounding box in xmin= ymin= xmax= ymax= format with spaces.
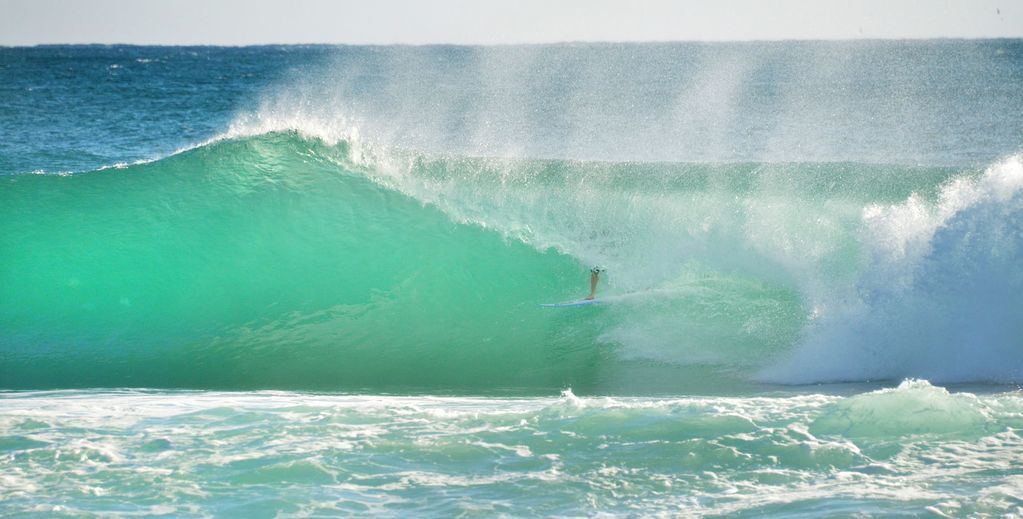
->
xmin=1 ymin=135 xmax=620 ymax=391
xmin=4 ymin=132 xmax=1005 ymax=392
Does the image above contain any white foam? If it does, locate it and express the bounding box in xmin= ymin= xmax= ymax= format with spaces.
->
xmin=763 ymin=154 xmax=1023 ymax=384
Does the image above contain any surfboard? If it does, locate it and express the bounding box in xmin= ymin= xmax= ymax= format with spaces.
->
xmin=540 ymin=299 xmax=602 ymax=308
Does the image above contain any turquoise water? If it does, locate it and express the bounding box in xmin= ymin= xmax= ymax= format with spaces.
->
xmin=2 ymin=383 xmax=1022 ymax=517
xmin=2 ymin=42 xmax=1023 ymax=516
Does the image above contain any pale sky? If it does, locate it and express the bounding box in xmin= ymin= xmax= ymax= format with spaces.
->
xmin=1 ymin=0 xmax=1021 ymax=46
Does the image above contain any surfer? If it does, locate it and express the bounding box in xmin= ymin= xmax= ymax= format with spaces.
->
xmin=586 ymin=266 xmax=605 ymax=300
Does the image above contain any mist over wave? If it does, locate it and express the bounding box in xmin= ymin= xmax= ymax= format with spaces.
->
xmin=6 ymin=41 xmax=1023 ymax=519
xmin=2 ymin=42 xmax=1022 ymax=391
xmin=3 ymin=128 xmax=1021 ymax=389
xmin=762 ymin=154 xmax=1023 ymax=383
xmin=219 ymin=51 xmax=1023 ymax=386
xmin=221 ymin=41 xmax=1022 ymax=166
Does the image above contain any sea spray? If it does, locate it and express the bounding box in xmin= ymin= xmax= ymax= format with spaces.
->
xmin=6 ymin=131 xmax=1020 ymax=390
xmin=3 ymin=42 xmax=1022 ymax=391
xmin=762 ymin=154 xmax=1023 ymax=383
xmin=2 ymin=41 xmax=1023 ymax=518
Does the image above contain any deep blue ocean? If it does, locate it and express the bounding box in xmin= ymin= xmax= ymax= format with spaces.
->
xmin=2 ymin=42 xmax=1023 ymax=516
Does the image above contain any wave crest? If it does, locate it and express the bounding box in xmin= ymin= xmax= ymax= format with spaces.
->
xmin=762 ymin=154 xmax=1023 ymax=384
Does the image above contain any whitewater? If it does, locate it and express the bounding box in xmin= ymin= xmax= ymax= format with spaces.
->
xmin=2 ymin=42 xmax=1022 ymax=516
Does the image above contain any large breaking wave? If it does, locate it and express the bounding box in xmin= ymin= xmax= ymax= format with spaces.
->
xmin=3 ymin=114 xmax=1021 ymax=391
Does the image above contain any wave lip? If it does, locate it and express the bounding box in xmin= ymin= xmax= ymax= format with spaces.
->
xmin=4 ymin=128 xmax=1023 ymax=390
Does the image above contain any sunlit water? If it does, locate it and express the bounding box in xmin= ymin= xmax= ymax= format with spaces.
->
xmin=2 ymin=42 xmax=1023 ymax=516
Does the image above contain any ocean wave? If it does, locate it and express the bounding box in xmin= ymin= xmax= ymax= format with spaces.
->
xmin=1 ymin=131 xmax=1020 ymax=390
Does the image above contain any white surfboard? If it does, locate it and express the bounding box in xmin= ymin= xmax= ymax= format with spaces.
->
xmin=540 ymin=299 xmax=602 ymax=308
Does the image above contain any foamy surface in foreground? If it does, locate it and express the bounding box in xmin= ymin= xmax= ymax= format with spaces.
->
xmin=2 ymin=381 xmax=1021 ymax=517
